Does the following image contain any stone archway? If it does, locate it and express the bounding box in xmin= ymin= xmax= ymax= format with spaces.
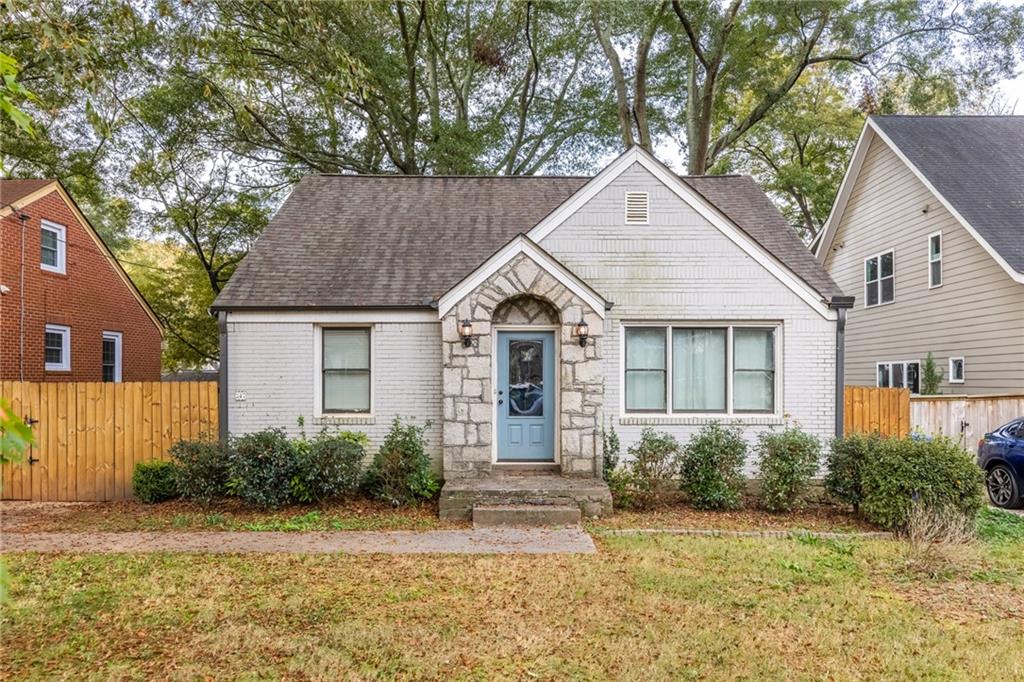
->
xmin=492 ymin=294 xmax=561 ymax=326
xmin=441 ymin=252 xmax=604 ymax=480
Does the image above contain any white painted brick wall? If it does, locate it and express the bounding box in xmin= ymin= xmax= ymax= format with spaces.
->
xmin=226 ymin=162 xmax=836 ymax=475
xmin=540 ymin=163 xmax=837 ymax=472
xmin=227 ymin=320 xmax=443 ymax=467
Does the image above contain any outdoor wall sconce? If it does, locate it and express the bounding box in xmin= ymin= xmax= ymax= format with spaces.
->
xmin=458 ymin=319 xmax=475 ymax=347
xmin=574 ymin=320 xmax=589 ymax=347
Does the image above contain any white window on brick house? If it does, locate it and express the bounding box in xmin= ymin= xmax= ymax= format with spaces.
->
xmin=40 ymin=220 xmax=66 ymax=274
xmin=928 ymin=232 xmax=942 ymax=288
xmin=876 ymin=360 xmax=919 ymax=393
xmin=44 ymin=324 xmax=71 ymax=371
xmin=623 ymin=324 xmax=778 ymax=415
xmin=321 ymin=328 xmax=371 ymax=413
xmin=864 ymin=250 xmax=894 ymax=307
xmin=949 ymin=356 xmax=965 ymax=384
xmin=102 ymin=331 xmax=122 ymax=382
xmin=624 ymin=192 xmax=649 ymax=224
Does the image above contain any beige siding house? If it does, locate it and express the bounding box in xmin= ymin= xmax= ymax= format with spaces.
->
xmin=214 ymin=146 xmax=850 ymax=518
xmin=816 ymin=116 xmax=1024 ymax=395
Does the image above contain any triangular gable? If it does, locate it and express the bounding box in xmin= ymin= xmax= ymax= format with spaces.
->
xmin=526 ymin=145 xmax=837 ymax=320
xmin=436 ymin=234 xmax=607 ymax=319
xmin=0 ymin=181 xmax=166 ymax=333
xmin=815 ymin=118 xmax=1024 ymax=285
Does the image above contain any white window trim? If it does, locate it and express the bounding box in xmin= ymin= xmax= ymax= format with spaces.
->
xmin=624 ymin=191 xmax=650 ymax=225
xmin=864 ymin=249 xmax=895 ymax=308
xmin=102 ymin=331 xmax=123 ymax=382
xmin=928 ymin=231 xmax=942 ymax=289
xmin=875 ymin=360 xmax=920 ymax=393
xmin=312 ymin=325 xmax=374 ymax=420
xmin=40 ymin=220 xmax=67 ymax=274
xmin=619 ymin=321 xmax=782 ymax=419
xmin=949 ymin=356 xmax=965 ymax=384
xmin=44 ymin=324 xmax=71 ymax=372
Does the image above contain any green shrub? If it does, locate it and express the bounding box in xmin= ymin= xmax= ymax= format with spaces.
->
xmin=227 ymin=428 xmax=299 ymax=509
xmin=601 ymin=421 xmax=620 ymax=482
xmin=859 ymin=436 xmax=983 ymax=530
xmin=290 ymin=430 xmax=368 ymax=503
xmin=625 ymin=428 xmax=680 ymax=509
xmin=677 ymin=422 xmax=747 ymax=510
xmin=606 ymin=468 xmax=638 ymax=509
xmin=132 ymin=460 xmax=179 ymax=503
xmin=824 ymin=432 xmax=882 ymax=512
xmin=365 ymin=418 xmax=438 ymax=506
xmin=756 ymin=426 xmax=821 ymax=512
xmin=170 ymin=438 xmax=229 ymax=505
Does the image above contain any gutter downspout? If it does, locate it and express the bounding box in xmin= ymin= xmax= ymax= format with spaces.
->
xmin=828 ymin=296 xmax=856 ymax=439
xmin=217 ymin=311 xmax=229 ymax=444
xmin=18 ymin=212 xmax=29 ymax=382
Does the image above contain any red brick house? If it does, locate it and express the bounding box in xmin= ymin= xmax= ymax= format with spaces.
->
xmin=0 ymin=179 xmax=163 ymax=382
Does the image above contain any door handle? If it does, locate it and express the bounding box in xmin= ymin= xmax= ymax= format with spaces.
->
xmin=497 ymin=399 xmax=504 ymax=406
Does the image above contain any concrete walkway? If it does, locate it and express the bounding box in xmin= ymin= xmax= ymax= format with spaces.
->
xmin=0 ymin=528 xmax=596 ymax=555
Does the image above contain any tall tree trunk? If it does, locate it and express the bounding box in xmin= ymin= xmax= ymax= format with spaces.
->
xmin=592 ymin=12 xmax=634 ymax=149
xmin=633 ymin=4 xmax=665 ymax=152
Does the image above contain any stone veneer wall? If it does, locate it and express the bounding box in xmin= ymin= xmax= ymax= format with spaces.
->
xmin=441 ymin=253 xmax=605 ymax=479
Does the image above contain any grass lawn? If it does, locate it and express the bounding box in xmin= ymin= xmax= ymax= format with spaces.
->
xmin=3 ymin=509 xmax=1023 ymax=680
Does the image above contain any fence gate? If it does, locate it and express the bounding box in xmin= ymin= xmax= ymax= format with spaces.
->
xmin=1 ymin=381 xmax=217 ymax=502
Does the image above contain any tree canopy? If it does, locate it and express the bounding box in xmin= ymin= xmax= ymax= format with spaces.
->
xmin=2 ymin=0 xmax=1022 ymax=368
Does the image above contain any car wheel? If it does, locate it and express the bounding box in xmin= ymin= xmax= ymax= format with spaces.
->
xmin=986 ymin=464 xmax=1022 ymax=509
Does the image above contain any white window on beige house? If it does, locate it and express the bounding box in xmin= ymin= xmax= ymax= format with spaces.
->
xmin=949 ymin=356 xmax=965 ymax=384
xmin=928 ymin=232 xmax=942 ymax=288
xmin=876 ymin=360 xmax=919 ymax=393
xmin=864 ymin=250 xmax=894 ymax=307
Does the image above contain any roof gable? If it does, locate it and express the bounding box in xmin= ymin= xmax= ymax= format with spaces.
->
xmin=528 ymin=147 xmax=840 ymax=319
xmin=437 ymin=234 xmax=607 ymax=319
xmin=0 ymin=179 xmax=165 ymax=333
xmin=817 ymin=116 xmax=1024 ymax=284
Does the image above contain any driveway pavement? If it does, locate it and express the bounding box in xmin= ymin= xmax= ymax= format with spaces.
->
xmin=0 ymin=528 xmax=596 ymax=554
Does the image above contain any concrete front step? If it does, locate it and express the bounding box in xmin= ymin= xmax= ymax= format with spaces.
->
xmin=473 ymin=504 xmax=582 ymax=528
xmin=439 ymin=475 xmax=612 ymax=521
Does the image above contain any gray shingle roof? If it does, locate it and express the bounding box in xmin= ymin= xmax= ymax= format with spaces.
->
xmin=871 ymin=115 xmax=1024 ymax=274
xmin=213 ymin=172 xmax=842 ymax=310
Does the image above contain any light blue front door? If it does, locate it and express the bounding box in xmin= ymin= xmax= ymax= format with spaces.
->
xmin=496 ymin=331 xmax=555 ymax=461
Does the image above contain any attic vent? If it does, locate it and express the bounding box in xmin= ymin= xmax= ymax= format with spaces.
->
xmin=624 ymin=192 xmax=649 ymax=224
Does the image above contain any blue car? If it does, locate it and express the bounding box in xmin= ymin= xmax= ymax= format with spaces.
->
xmin=978 ymin=418 xmax=1024 ymax=509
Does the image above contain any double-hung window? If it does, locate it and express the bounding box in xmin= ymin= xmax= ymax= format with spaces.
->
xmin=876 ymin=361 xmax=919 ymax=393
xmin=928 ymin=232 xmax=942 ymax=288
xmin=40 ymin=220 xmax=66 ymax=274
xmin=624 ymin=325 xmax=777 ymax=415
xmin=44 ymin=324 xmax=71 ymax=371
xmin=624 ymin=328 xmax=667 ymax=411
xmin=102 ymin=331 xmax=122 ymax=382
xmin=322 ymin=328 xmax=371 ymax=413
xmin=865 ymin=250 xmax=894 ymax=307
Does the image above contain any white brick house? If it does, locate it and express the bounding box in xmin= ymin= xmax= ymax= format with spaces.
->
xmin=212 ymin=147 xmax=851 ymax=517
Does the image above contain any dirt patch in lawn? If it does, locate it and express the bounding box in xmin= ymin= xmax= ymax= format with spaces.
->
xmin=591 ymin=504 xmax=879 ymax=533
xmin=1 ymin=498 xmax=467 ymax=533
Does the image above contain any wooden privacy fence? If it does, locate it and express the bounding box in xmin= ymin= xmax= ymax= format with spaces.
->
xmin=911 ymin=394 xmax=1024 ymax=448
xmin=1 ymin=381 xmax=217 ymax=502
xmin=844 ymin=386 xmax=910 ymax=438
